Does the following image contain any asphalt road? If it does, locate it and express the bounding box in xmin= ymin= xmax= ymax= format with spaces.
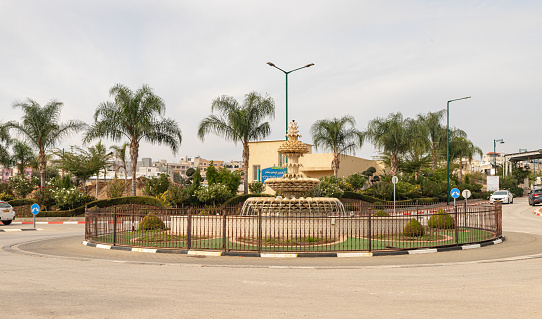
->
xmin=1 ymin=198 xmax=541 ymax=318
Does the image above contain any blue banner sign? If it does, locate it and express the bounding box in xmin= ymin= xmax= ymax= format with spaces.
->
xmin=261 ymin=167 xmax=287 ymax=183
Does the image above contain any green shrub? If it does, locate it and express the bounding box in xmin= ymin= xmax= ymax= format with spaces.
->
xmin=428 ymin=209 xmax=455 ymax=229
xmin=33 ymin=187 xmax=56 ymax=210
xmin=143 ymin=173 xmax=170 ymax=197
xmin=138 ymin=213 xmax=166 ymax=231
xmin=0 ymin=190 xmax=15 ymax=201
xmin=8 ymin=175 xmax=36 ymax=199
xmin=160 ymin=184 xmax=190 ymax=208
xmin=403 ymin=218 xmax=425 ymax=237
xmin=248 ymin=181 xmax=266 ymax=194
xmin=374 ymin=210 xmax=390 ymax=217
xmin=106 ymin=178 xmax=126 ymax=198
xmin=8 ymin=198 xmax=34 ymax=206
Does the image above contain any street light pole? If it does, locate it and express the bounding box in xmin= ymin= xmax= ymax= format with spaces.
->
xmin=267 ymin=62 xmax=314 ymax=138
xmin=493 ymin=139 xmax=504 ymax=176
xmin=447 ymin=96 xmax=471 ymax=205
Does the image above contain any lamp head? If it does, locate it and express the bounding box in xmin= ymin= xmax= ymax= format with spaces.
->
xmin=305 ymin=63 xmax=315 ymax=68
xmin=267 ymin=62 xmax=276 ymax=67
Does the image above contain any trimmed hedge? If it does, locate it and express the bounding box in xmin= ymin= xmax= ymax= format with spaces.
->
xmin=428 ymin=209 xmax=455 ymax=229
xmin=221 ymin=193 xmax=274 ymax=207
xmin=8 ymin=199 xmax=35 ymax=206
xmin=403 ymin=218 xmax=425 ymax=237
xmin=342 ymin=191 xmax=438 ymax=204
xmin=16 ymin=196 xmax=169 ymax=217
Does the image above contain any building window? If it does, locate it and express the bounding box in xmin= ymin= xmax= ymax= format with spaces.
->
xmin=252 ymin=165 xmax=260 ymax=181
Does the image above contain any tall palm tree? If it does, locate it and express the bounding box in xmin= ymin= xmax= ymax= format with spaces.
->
xmin=6 ymin=99 xmax=85 ymax=187
xmin=83 ymin=84 xmax=182 ymax=196
xmin=110 ymin=142 xmax=130 ymax=195
xmin=310 ymin=115 xmax=363 ymax=178
xmin=198 ymin=91 xmax=275 ymax=194
xmin=10 ymin=140 xmax=35 ymax=176
xmin=448 ymin=136 xmax=482 ymax=180
xmin=365 ymin=112 xmax=425 ymax=176
xmin=0 ymin=124 xmax=11 ymax=168
xmin=417 ymin=110 xmax=466 ymax=170
xmin=88 ymin=141 xmax=113 ymax=198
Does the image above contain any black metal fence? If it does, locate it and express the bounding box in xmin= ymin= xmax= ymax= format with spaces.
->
xmin=85 ymin=201 xmax=502 ymax=253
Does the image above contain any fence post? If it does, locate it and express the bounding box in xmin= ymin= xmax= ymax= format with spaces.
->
xmin=258 ymin=209 xmax=262 ymax=255
xmin=187 ymin=209 xmax=192 ymax=250
xmin=222 ymin=210 xmax=227 ymax=252
xmin=113 ymin=207 xmax=117 ymax=246
xmin=368 ymin=210 xmax=372 ymax=252
xmin=454 ymin=205 xmax=459 ymax=245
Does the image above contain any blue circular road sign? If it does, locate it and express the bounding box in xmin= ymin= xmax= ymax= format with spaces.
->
xmin=31 ymin=203 xmax=40 ymax=215
xmin=450 ymin=188 xmax=461 ymax=199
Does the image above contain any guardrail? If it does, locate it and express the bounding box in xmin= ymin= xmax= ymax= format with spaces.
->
xmin=85 ymin=201 xmax=501 ymax=253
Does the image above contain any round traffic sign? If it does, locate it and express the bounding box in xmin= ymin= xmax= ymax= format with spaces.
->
xmin=450 ymin=188 xmax=461 ymax=199
xmin=391 ymin=176 xmax=398 ymax=184
xmin=31 ymin=203 xmax=40 ymax=215
xmin=462 ymin=189 xmax=472 ymax=199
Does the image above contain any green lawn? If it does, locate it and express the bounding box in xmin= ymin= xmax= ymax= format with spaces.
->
xmin=92 ymin=227 xmax=496 ymax=252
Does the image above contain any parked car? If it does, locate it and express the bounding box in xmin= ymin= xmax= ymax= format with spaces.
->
xmin=528 ymin=187 xmax=542 ymax=206
xmin=489 ymin=190 xmax=513 ymax=204
xmin=0 ymin=201 xmax=16 ymax=225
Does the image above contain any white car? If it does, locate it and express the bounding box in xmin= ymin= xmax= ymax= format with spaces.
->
xmin=489 ymin=190 xmax=514 ymax=204
xmin=0 ymin=201 xmax=16 ymax=225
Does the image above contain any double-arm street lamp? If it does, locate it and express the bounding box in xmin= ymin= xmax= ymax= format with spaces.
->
xmin=446 ymin=96 xmax=471 ymax=205
xmin=494 ymin=139 xmax=505 ymax=176
xmin=267 ymin=62 xmax=314 ymax=138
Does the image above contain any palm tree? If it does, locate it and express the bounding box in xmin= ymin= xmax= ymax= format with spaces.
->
xmin=417 ymin=110 xmax=466 ymax=170
xmin=198 ymin=92 xmax=275 ymax=194
xmin=6 ymin=99 xmax=86 ymax=187
xmin=10 ymin=140 xmax=35 ymax=176
xmin=365 ymin=112 xmax=425 ymax=176
xmin=448 ymin=136 xmax=482 ymax=180
xmin=310 ymin=115 xmax=363 ymax=177
xmin=110 ymin=142 xmax=129 ymax=195
xmin=88 ymin=141 xmax=113 ymax=198
xmin=83 ymin=84 xmax=182 ymax=196
xmin=0 ymin=124 xmax=11 ymax=168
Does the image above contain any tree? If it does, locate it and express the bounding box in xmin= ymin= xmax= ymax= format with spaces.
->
xmin=198 ymin=91 xmax=275 ymax=194
xmin=448 ymin=136 xmax=482 ymax=180
xmin=310 ymin=115 xmax=363 ymax=178
xmin=364 ymin=112 xmax=425 ymax=176
xmin=10 ymin=140 xmax=35 ymax=176
xmin=417 ymin=110 xmax=466 ymax=170
xmin=6 ymin=99 xmax=85 ymax=187
xmin=53 ymin=146 xmax=103 ymax=191
xmin=110 ymin=142 xmax=129 ymax=195
xmin=0 ymin=124 xmax=11 ymax=168
xmin=88 ymin=141 xmax=113 ymax=197
xmin=83 ymin=84 xmax=182 ymax=196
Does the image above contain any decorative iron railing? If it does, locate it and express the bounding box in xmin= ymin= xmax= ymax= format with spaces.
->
xmin=85 ymin=201 xmax=502 ymax=253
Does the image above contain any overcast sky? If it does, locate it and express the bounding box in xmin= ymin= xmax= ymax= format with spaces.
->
xmin=1 ymin=0 xmax=540 ymax=164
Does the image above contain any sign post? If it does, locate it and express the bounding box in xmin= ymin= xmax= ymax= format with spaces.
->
xmin=450 ymin=188 xmax=460 ymax=206
xmin=391 ymin=176 xmax=398 ymax=214
xmin=31 ymin=203 xmax=40 ymax=229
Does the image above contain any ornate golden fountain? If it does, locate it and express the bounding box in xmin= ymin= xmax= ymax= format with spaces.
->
xmin=241 ymin=121 xmax=345 ymax=216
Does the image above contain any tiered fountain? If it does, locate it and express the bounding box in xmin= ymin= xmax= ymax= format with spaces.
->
xmin=241 ymin=121 xmax=345 ymax=216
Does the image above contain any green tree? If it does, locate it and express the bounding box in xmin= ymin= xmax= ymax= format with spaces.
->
xmin=89 ymin=141 xmax=113 ymax=197
xmin=10 ymin=140 xmax=35 ymax=176
xmin=198 ymin=91 xmax=275 ymax=194
xmin=310 ymin=115 xmax=363 ymax=178
xmin=0 ymin=124 xmax=11 ymax=167
xmin=53 ymin=146 xmax=103 ymax=191
xmin=143 ymin=173 xmax=171 ymax=197
xmin=365 ymin=112 xmax=424 ymax=176
xmin=110 ymin=142 xmax=129 ymax=195
xmin=83 ymin=84 xmax=182 ymax=196
xmin=206 ymin=161 xmax=219 ymax=185
xmin=6 ymin=99 xmax=85 ymax=187
xmin=448 ymin=136 xmax=482 ymax=180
